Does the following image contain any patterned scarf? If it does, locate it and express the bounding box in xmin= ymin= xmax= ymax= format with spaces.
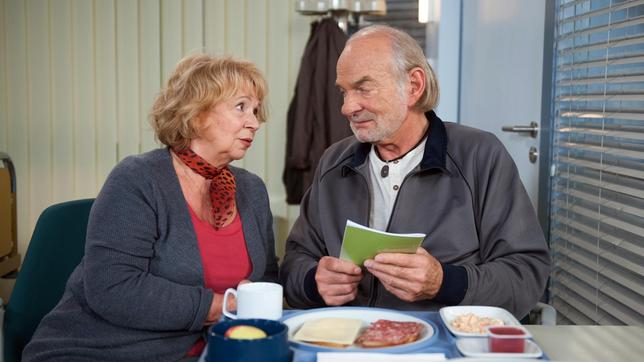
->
xmin=173 ymin=148 xmax=236 ymax=230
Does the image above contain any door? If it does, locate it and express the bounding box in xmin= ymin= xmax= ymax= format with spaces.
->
xmin=458 ymin=0 xmax=546 ymax=209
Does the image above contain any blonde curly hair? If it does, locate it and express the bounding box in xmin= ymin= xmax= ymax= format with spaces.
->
xmin=149 ymin=53 xmax=268 ymax=150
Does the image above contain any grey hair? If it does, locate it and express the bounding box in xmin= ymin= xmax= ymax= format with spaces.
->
xmin=348 ymin=25 xmax=439 ymax=111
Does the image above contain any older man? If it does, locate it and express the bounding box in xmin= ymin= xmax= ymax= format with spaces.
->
xmin=279 ymin=25 xmax=550 ymax=319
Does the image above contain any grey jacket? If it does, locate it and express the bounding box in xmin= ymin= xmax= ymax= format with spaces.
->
xmin=279 ymin=112 xmax=550 ymax=319
xmin=24 ymin=148 xmax=278 ymax=362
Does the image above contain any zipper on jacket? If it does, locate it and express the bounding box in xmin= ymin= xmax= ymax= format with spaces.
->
xmin=347 ymin=165 xmax=379 ymax=307
xmin=384 ymin=168 xmax=421 ymax=231
xmin=360 ymin=174 xmax=379 ymax=308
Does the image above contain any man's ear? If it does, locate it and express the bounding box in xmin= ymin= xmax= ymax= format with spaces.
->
xmin=407 ymin=67 xmax=426 ymax=107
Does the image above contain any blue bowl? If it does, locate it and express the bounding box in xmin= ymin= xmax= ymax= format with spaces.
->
xmin=207 ymin=319 xmax=289 ymax=362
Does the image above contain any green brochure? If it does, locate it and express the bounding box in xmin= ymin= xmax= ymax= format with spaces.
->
xmin=339 ymin=220 xmax=426 ymax=266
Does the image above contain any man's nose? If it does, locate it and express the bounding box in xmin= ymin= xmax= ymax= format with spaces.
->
xmin=341 ymin=93 xmax=361 ymax=118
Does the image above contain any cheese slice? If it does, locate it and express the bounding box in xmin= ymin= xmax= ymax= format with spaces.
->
xmin=293 ymin=317 xmax=363 ymax=346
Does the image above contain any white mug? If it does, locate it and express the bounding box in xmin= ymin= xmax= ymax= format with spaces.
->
xmin=222 ymin=282 xmax=283 ymax=320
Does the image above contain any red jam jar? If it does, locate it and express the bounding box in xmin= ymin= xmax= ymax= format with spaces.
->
xmin=487 ymin=325 xmax=528 ymax=353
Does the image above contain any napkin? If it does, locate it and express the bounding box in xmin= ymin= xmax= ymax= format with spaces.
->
xmin=317 ymin=352 xmax=446 ymax=362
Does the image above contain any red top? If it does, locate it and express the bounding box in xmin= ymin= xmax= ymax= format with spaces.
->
xmin=186 ymin=207 xmax=252 ymax=357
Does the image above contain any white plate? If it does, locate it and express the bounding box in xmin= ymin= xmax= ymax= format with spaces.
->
xmin=439 ymin=306 xmax=523 ymax=337
xmin=280 ymin=307 xmax=436 ymax=352
xmin=456 ymin=338 xmax=543 ymax=358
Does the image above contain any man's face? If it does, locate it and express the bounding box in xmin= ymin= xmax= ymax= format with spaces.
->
xmin=336 ymin=35 xmax=409 ymax=144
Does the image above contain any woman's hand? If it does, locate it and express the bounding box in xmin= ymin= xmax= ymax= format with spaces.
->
xmin=237 ymin=279 xmax=251 ymax=287
xmin=204 ymin=280 xmax=252 ymax=325
xmin=205 ymin=293 xmax=234 ymax=326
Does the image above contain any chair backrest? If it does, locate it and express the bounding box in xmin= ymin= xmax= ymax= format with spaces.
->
xmin=3 ymin=198 xmax=94 ymax=362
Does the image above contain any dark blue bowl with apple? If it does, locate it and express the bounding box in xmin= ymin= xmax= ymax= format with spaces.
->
xmin=207 ymin=319 xmax=289 ymax=362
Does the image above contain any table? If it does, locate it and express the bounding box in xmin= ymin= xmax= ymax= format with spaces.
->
xmin=201 ymin=310 xmax=644 ymax=362
xmin=526 ymin=325 xmax=644 ymax=362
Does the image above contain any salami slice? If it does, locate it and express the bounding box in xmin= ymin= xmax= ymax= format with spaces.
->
xmin=355 ymin=319 xmax=424 ymax=348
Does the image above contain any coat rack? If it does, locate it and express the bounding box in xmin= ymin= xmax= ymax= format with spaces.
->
xmin=295 ymin=0 xmax=387 ymax=33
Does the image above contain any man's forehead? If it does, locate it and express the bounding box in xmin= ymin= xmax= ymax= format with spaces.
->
xmin=336 ymin=75 xmax=374 ymax=88
xmin=341 ymin=36 xmax=392 ymax=64
xmin=343 ymin=41 xmax=382 ymax=61
xmin=336 ymin=52 xmax=392 ymax=87
xmin=336 ymin=60 xmax=374 ymax=85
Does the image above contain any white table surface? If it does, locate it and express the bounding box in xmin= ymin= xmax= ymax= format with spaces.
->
xmin=526 ymin=325 xmax=644 ymax=362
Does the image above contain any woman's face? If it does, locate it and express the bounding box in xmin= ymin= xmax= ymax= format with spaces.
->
xmin=191 ymin=90 xmax=261 ymax=167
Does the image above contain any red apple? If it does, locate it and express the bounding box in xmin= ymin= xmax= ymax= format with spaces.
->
xmin=224 ymin=325 xmax=268 ymax=340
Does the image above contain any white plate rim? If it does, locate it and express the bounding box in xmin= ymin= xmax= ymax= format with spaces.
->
xmin=439 ymin=306 xmax=523 ymax=337
xmin=455 ymin=338 xmax=543 ymax=358
xmin=280 ymin=306 xmax=437 ymax=352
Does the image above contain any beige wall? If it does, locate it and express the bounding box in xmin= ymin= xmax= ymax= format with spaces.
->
xmin=0 ymin=0 xmax=309 ymax=264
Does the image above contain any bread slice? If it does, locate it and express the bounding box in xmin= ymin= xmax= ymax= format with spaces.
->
xmin=293 ymin=317 xmax=363 ymax=348
xmin=307 ymin=340 xmax=354 ymax=348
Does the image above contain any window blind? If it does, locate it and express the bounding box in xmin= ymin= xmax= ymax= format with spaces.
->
xmin=550 ymin=0 xmax=644 ymax=325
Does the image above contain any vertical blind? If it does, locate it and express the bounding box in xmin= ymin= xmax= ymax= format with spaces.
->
xmin=550 ymin=0 xmax=644 ymax=325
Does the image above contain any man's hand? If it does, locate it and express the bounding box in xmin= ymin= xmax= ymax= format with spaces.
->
xmin=315 ymin=256 xmax=363 ymax=306
xmin=363 ymin=247 xmax=443 ymax=302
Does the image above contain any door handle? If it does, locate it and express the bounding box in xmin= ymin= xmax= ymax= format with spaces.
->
xmin=501 ymin=121 xmax=539 ymax=138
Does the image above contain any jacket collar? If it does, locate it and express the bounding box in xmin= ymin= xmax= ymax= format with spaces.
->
xmin=345 ymin=110 xmax=448 ymax=173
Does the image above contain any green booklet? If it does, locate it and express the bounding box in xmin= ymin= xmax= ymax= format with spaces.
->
xmin=339 ymin=220 xmax=426 ymax=266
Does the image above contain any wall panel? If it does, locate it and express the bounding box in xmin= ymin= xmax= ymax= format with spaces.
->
xmin=183 ymin=0 xmax=204 ymax=54
xmin=225 ymin=0 xmax=244 ymax=58
xmin=266 ymin=0 xmax=290 ymax=253
xmin=224 ymin=0 xmax=246 ymax=170
xmin=204 ymin=0 xmax=225 ymax=55
xmin=95 ymin=0 xmax=118 ymax=185
xmin=5 ymin=0 xmax=30 ymax=254
xmin=243 ymin=0 xmax=267 ymax=180
xmin=72 ymin=0 xmax=97 ymax=198
xmin=0 ymin=0 xmax=7 ymax=152
xmin=116 ymin=0 xmax=140 ymax=159
xmin=1 ymin=0 xmax=310 ymax=265
xmin=161 ymin=0 xmax=182 ymax=82
xmin=266 ymin=1 xmax=289 ymax=216
xmin=26 ymin=0 xmax=53 ymax=228
xmin=139 ymin=0 xmax=161 ymax=152
xmin=50 ymin=0 xmax=75 ymax=202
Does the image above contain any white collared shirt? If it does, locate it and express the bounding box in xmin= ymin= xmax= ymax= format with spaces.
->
xmin=368 ymin=137 xmax=427 ymax=231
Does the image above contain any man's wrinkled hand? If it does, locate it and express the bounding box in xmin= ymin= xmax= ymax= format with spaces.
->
xmin=363 ymin=247 xmax=443 ymax=302
xmin=316 ymin=256 xmax=363 ymax=306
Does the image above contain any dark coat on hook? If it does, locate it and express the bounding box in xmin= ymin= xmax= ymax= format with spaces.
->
xmin=283 ymin=18 xmax=353 ymax=204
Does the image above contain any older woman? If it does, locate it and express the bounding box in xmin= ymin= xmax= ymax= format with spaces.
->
xmin=23 ymin=54 xmax=278 ymax=361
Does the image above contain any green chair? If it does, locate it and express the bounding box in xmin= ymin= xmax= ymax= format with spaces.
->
xmin=3 ymin=199 xmax=94 ymax=362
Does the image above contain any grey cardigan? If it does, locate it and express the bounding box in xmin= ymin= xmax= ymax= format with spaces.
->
xmin=23 ymin=148 xmax=278 ymax=362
